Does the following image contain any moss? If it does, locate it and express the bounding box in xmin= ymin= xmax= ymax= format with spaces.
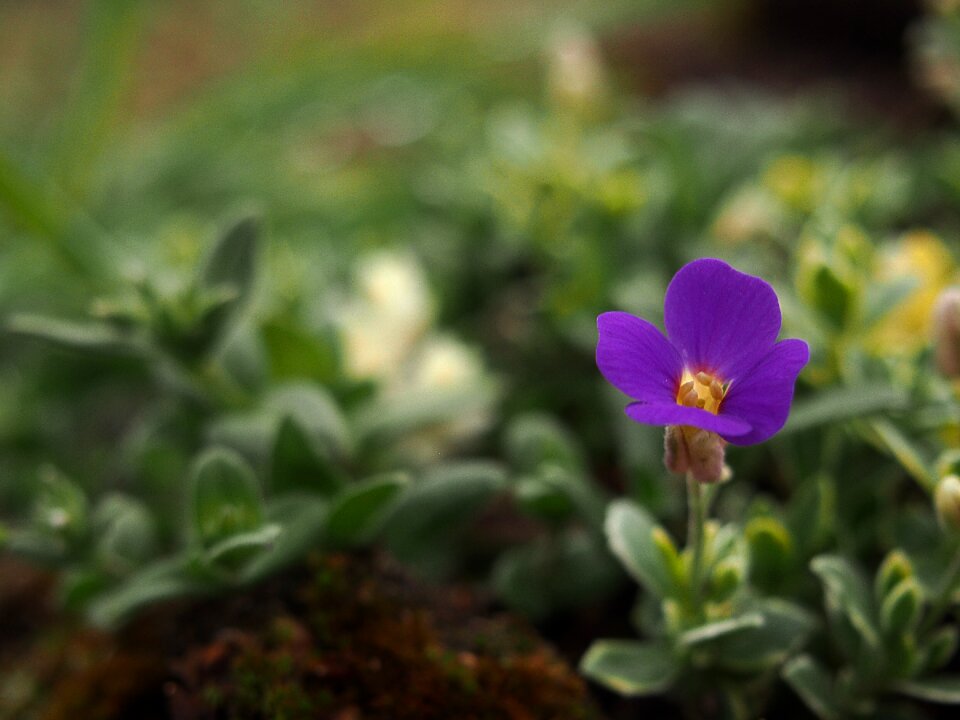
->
xmin=2 ymin=553 xmax=597 ymax=720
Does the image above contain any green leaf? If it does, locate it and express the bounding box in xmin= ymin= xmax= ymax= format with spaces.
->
xmin=678 ymin=613 xmax=764 ymax=646
xmin=383 ymin=461 xmax=505 ymax=575
xmin=580 ymin=640 xmax=679 ymax=697
xmin=880 ymin=578 xmax=923 ymax=637
xmin=200 ymin=214 xmax=260 ymax=306
xmin=189 ymin=447 xmax=264 ymax=548
xmin=265 ymin=383 xmax=351 ymax=458
xmin=7 ymin=314 xmax=139 ymax=357
xmin=514 ymin=465 xmax=606 ymax=528
xmin=875 ymin=550 xmax=914 ymax=602
xmin=262 ymin=320 xmax=340 ymax=383
xmin=492 ymin=529 xmax=621 ymax=620
xmin=203 ymin=523 xmax=282 ymax=568
xmin=605 ymin=499 xmax=674 ymax=599
xmin=33 ymin=466 xmax=89 ymax=543
xmin=324 ymin=473 xmax=407 ymax=547
xmin=811 ymin=555 xmax=880 ymax=648
xmin=782 ymin=386 xmax=908 ymax=435
xmin=867 ymin=419 xmax=935 ymax=492
xmin=710 ymin=599 xmax=817 ymax=672
xmin=895 ymin=676 xmax=960 ymax=704
xmin=353 ymin=384 xmax=496 ymax=442
xmin=810 ymin=264 xmax=853 ymax=330
xmin=504 ymin=413 xmax=583 ymax=473
xmin=92 ymin=494 xmax=158 ymax=573
xmin=87 ymin=556 xmax=212 ymax=628
xmin=270 ymin=417 xmax=344 ymax=497
xmin=240 ymin=496 xmax=328 ymax=583
xmin=746 ymin=516 xmax=795 ymax=592
xmin=782 ymin=654 xmax=841 ymax=720
xmin=924 ymin=626 xmax=959 ymax=673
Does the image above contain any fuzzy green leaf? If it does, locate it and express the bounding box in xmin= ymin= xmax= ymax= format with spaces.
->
xmin=783 ymin=387 xmax=908 ymax=436
xmin=383 ymin=462 xmax=505 ymax=575
xmin=895 ymin=676 xmax=960 ymax=704
xmin=200 ymin=214 xmax=260 ymax=305
xmin=605 ymin=500 xmax=675 ymax=599
xmin=710 ymin=599 xmax=817 ymax=672
xmin=270 ymin=416 xmax=345 ymax=497
xmin=324 ymin=473 xmax=407 ymax=547
xmin=782 ymin=654 xmax=841 ymax=720
xmin=811 ymin=555 xmax=880 ymax=648
xmin=880 ymin=578 xmax=923 ymax=637
xmin=580 ymin=640 xmax=679 ymax=697
xmin=8 ymin=314 xmax=139 ymax=357
xmin=189 ymin=447 xmax=264 ymax=548
xmin=679 ymin=613 xmax=764 ymax=646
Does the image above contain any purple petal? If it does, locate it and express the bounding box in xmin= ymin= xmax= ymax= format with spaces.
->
xmin=625 ymin=402 xmax=752 ymax=437
xmin=664 ymin=259 xmax=782 ymax=380
xmin=597 ymin=311 xmax=683 ymax=403
xmin=718 ymin=338 xmax=809 ymax=446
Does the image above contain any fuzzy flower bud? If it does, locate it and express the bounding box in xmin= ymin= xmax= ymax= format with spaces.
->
xmin=936 ymin=474 xmax=960 ymax=532
xmin=664 ymin=426 xmax=729 ymax=484
xmin=933 ymin=287 xmax=960 ymax=378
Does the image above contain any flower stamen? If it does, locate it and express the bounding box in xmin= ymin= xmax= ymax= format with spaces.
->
xmin=676 ymin=369 xmax=727 ymax=415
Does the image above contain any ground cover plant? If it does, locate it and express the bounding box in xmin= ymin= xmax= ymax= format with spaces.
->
xmin=4 ymin=0 xmax=960 ymax=718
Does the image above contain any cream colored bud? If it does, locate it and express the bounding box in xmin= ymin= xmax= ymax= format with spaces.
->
xmin=936 ymin=475 xmax=960 ymax=532
xmin=546 ymin=26 xmax=606 ymax=111
xmin=933 ymin=287 xmax=960 ymax=378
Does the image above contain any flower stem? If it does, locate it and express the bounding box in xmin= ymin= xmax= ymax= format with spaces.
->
xmin=686 ymin=471 xmax=706 ymax=604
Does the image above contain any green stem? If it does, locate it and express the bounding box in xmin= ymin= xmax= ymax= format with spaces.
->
xmin=687 ymin=471 xmax=706 ymax=604
xmin=920 ymin=539 xmax=960 ymax=636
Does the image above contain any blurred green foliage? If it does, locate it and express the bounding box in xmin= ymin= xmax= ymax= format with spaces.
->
xmin=4 ymin=1 xmax=960 ymax=718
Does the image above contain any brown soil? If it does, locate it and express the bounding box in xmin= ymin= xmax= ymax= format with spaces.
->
xmin=0 ymin=553 xmax=598 ymax=720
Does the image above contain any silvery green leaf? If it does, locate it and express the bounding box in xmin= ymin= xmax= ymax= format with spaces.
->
xmin=678 ymin=613 xmax=764 ymax=646
xmin=33 ymin=466 xmax=89 ymax=544
xmin=203 ymin=523 xmax=281 ymax=567
xmin=324 ymin=472 xmax=407 ymax=547
xmin=270 ymin=416 xmax=345 ymax=497
xmin=708 ymin=599 xmax=817 ymax=672
xmin=605 ymin=499 xmax=674 ymax=599
xmin=92 ymin=494 xmax=158 ymax=573
xmin=189 ymin=447 xmax=264 ymax=548
xmin=265 ymin=383 xmax=351 ymax=458
xmin=504 ymin=413 xmax=583 ymax=474
xmin=383 ymin=461 xmax=505 ymax=575
xmin=87 ymin=555 xmax=213 ymax=628
xmin=492 ymin=529 xmax=621 ymax=620
xmin=240 ymin=496 xmax=328 ymax=583
xmin=811 ymin=555 xmax=880 ymax=648
xmin=880 ymin=578 xmax=923 ymax=637
xmin=200 ymin=214 xmax=260 ymax=306
xmin=352 ymin=383 xmax=496 ymax=443
xmin=782 ymin=654 xmax=841 ymax=720
xmin=782 ymin=387 xmax=908 ymax=436
xmin=580 ymin=640 xmax=679 ymax=697
xmin=7 ymin=314 xmax=141 ymax=357
xmin=894 ymin=676 xmax=960 ymax=704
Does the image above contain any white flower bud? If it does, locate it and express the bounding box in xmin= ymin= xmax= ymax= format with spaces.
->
xmin=936 ymin=474 xmax=960 ymax=532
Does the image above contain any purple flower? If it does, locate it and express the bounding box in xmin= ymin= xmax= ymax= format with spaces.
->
xmin=597 ymin=259 xmax=808 ymax=477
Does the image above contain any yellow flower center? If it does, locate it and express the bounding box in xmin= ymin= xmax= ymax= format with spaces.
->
xmin=676 ymin=370 xmax=727 ymax=415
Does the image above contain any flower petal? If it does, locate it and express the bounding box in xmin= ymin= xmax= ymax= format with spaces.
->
xmin=625 ymin=402 xmax=752 ymax=437
xmin=718 ymin=338 xmax=809 ymax=446
xmin=664 ymin=258 xmax=782 ymax=380
xmin=597 ymin=311 xmax=683 ymax=403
